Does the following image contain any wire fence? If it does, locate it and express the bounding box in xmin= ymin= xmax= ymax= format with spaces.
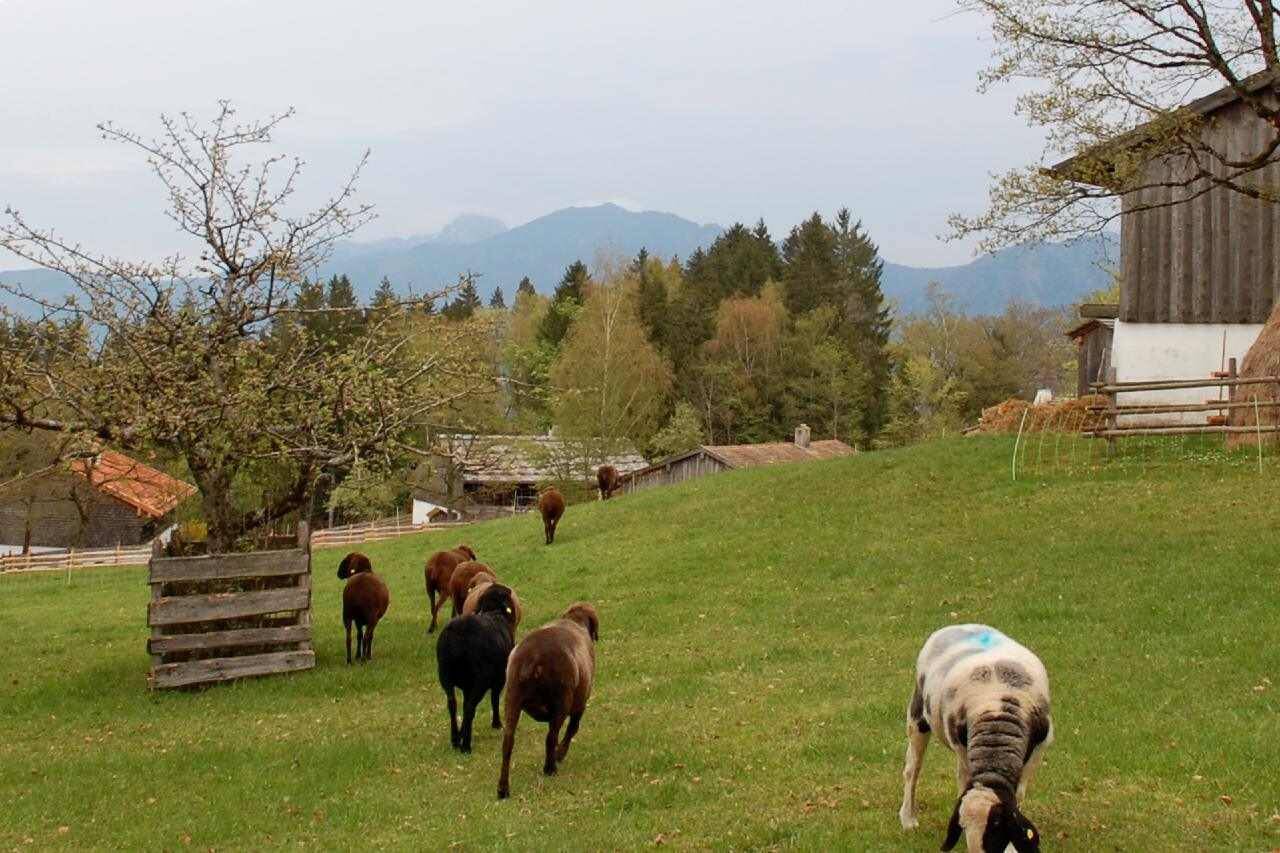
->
xmin=1005 ymin=366 xmax=1280 ymax=479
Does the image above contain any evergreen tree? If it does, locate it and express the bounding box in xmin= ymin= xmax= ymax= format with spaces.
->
xmin=444 ymin=274 xmax=482 ymax=321
xmin=536 ymin=260 xmax=590 ymax=346
xmin=371 ymin=276 xmax=397 ymax=309
xmin=516 ymin=276 xmax=537 ymax=298
xmin=489 ymin=286 xmax=506 ymax=309
xmin=631 ymin=248 xmax=668 ymax=350
xmin=780 ymin=213 xmax=841 ymax=317
xmin=832 ymin=208 xmax=893 ymax=436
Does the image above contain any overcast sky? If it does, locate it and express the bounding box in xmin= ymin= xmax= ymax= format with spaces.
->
xmin=0 ymin=0 xmax=1048 ymax=271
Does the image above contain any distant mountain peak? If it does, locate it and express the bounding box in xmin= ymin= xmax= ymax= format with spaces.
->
xmin=434 ymin=214 xmax=507 ymax=245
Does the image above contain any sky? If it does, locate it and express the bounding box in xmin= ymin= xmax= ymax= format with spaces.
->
xmin=0 ymin=0 xmax=1049 ymax=271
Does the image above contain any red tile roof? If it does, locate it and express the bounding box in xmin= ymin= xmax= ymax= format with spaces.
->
xmin=703 ymin=439 xmax=855 ymax=469
xmin=69 ymin=451 xmax=197 ymax=518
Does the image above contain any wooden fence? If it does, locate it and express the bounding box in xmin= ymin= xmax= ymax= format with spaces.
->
xmin=0 ymin=544 xmax=152 ymax=574
xmin=310 ymin=519 xmax=468 ymax=548
xmin=147 ymin=523 xmax=315 ymax=690
xmin=1086 ymin=361 xmax=1280 ymax=440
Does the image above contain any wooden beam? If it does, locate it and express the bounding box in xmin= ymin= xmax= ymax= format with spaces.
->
xmin=1087 ymin=424 xmax=1280 ymax=437
xmin=149 ymin=549 xmax=309 ymax=584
xmin=147 ymin=625 xmax=311 ymax=654
xmin=149 ymin=650 xmax=315 ymax=690
xmin=148 ymin=581 xmax=310 ymax=626
xmin=1092 ymin=376 xmax=1280 ymax=393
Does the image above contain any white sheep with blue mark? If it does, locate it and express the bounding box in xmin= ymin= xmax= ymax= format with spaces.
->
xmin=898 ymin=624 xmax=1054 ymax=853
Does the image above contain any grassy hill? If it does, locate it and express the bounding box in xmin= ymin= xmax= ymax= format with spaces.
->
xmin=1 ymin=438 xmax=1277 ymax=850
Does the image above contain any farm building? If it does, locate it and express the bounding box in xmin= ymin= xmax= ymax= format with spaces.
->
xmin=431 ymin=433 xmax=647 ymax=512
xmin=0 ymin=450 xmax=196 ymax=551
xmin=622 ymin=425 xmax=854 ymax=494
xmin=1056 ymin=69 xmax=1280 ymax=411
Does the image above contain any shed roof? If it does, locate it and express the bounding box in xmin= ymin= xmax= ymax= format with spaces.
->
xmin=439 ymin=434 xmax=648 ymax=484
xmin=69 ymin=451 xmax=197 ymax=518
xmin=703 ymin=439 xmax=855 ymax=468
xmin=625 ymin=438 xmax=855 ymax=481
xmin=1050 ymin=67 xmax=1280 ymax=185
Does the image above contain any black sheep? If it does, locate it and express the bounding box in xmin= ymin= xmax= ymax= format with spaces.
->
xmin=435 ymin=584 xmax=519 ymax=752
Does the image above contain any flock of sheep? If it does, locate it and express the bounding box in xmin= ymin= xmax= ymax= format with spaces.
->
xmin=334 ymin=471 xmax=1055 ymax=852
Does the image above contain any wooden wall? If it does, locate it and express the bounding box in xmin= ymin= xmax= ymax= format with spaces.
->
xmin=1123 ymin=97 xmax=1280 ymax=324
xmin=1076 ymin=323 xmax=1114 ymax=396
xmin=0 ymin=473 xmax=153 ymax=549
xmin=622 ymin=451 xmax=728 ymax=494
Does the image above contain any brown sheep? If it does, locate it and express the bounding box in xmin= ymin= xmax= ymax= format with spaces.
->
xmin=448 ymin=560 xmax=496 ymax=617
xmin=424 ymin=544 xmax=477 ymax=633
xmin=337 ymin=552 xmax=372 ymax=577
xmin=463 ymin=576 xmax=523 ymax=627
xmin=497 ymin=602 xmax=599 ymax=799
xmin=339 ymin=559 xmax=390 ymax=665
xmin=596 ymin=465 xmax=621 ymax=500
xmin=537 ymin=487 xmax=565 ymax=545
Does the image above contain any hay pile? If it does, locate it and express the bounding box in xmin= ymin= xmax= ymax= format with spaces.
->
xmin=975 ymin=395 xmax=1107 ymax=434
xmin=1229 ymin=300 xmax=1280 ymax=448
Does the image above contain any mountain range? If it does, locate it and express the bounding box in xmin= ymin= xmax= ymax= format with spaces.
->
xmin=0 ymin=204 xmax=1117 ymax=316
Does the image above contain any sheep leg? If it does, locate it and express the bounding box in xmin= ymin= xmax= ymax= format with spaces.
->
xmin=460 ymin=692 xmax=481 ymax=753
xmin=898 ymin=720 xmax=930 ymax=830
xmin=1018 ymin=721 xmax=1054 ymax=802
xmin=344 ymin=620 xmax=353 ymax=665
xmin=555 ymin=711 xmax=582 ymax=762
xmin=490 ymin=686 xmax=502 ymax=729
xmin=428 ymin=590 xmax=440 ymax=634
xmin=497 ymin=702 xmax=521 ymax=799
xmin=447 ymin=688 xmax=461 ymax=749
xmin=355 ymin=624 xmax=366 ymax=662
xmin=543 ymin=712 xmax=566 ymax=775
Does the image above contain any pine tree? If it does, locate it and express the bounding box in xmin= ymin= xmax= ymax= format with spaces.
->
xmin=780 ymin=213 xmax=841 ymax=317
xmin=443 ymin=274 xmax=483 ymax=321
xmin=516 ymin=276 xmax=537 ymax=298
xmin=489 ymin=286 xmax=507 ymax=309
xmin=371 ymin=276 xmax=397 ymax=309
xmin=832 ymin=208 xmax=893 ymax=436
xmin=537 ymin=260 xmax=590 ymax=346
xmin=631 ymin=248 xmax=668 ymax=350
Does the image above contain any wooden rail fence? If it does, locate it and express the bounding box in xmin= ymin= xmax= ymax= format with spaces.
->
xmin=1086 ymin=361 xmax=1280 ymax=440
xmin=310 ymin=519 xmax=468 ymax=548
xmin=0 ymin=544 xmax=152 ymax=574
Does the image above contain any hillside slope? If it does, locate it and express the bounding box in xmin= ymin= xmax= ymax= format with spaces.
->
xmin=1 ymin=438 xmax=1277 ymax=850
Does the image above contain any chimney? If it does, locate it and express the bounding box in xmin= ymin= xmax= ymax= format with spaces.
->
xmin=794 ymin=424 xmax=811 ymax=449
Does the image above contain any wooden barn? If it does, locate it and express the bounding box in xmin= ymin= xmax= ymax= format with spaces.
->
xmin=1056 ymin=69 xmax=1280 ymax=410
xmin=0 ymin=450 xmax=196 ymax=551
xmin=431 ymin=433 xmax=647 ymax=513
xmin=621 ymin=425 xmax=855 ymax=494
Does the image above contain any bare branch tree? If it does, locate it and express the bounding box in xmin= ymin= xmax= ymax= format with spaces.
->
xmin=952 ymin=1 xmax=1280 ymax=250
xmin=0 ymin=103 xmax=489 ymax=550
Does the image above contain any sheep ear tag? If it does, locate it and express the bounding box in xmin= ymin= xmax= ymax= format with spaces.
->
xmin=505 ymin=607 xmax=512 ymax=614
xmin=1027 ymin=829 xmax=1035 ymax=841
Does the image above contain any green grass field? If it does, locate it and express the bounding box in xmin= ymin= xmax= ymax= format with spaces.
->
xmin=2 ymin=437 xmax=1278 ymax=851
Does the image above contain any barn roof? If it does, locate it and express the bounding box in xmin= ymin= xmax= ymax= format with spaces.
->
xmin=69 ymin=451 xmax=197 ymax=518
xmin=438 ymin=434 xmax=648 ymax=484
xmin=702 ymin=439 xmax=855 ymax=468
xmin=1050 ymin=67 xmax=1280 ymax=185
xmin=624 ymin=437 xmax=855 ymax=482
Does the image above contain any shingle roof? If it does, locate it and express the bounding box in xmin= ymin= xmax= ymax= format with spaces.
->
xmin=702 ymin=439 xmax=855 ymax=469
xmin=69 ymin=451 xmax=197 ymax=518
xmin=439 ymin=434 xmax=648 ymax=484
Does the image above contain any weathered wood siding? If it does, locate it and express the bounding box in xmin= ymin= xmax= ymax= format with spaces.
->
xmin=622 ymin=451 xmax=729 ymax=494
xmin=0 ymin=472 xmax=154 ymax=548
xmin=1124 ymin=97 xmax=1280 ymax=323
xmin=1077 ymin=324 xmax=1114 ymax=396
xmin=147 ymin=525 xmax=314 ymax=690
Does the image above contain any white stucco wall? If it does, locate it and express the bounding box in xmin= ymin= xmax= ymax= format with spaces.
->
xmin=1111 ymin=320 xmax=1264 ymax=422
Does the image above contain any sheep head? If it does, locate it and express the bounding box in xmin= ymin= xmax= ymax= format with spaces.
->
xmin=942 ymin=786 xmax=1039 ymax=853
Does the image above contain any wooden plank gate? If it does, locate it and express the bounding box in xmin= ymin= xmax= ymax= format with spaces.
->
xmin=147 ymin=523 xmax=315 ymax=689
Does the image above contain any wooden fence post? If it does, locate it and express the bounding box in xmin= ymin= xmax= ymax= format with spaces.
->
xmin=1105 ymin=366 xmax=1118 ymax=456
